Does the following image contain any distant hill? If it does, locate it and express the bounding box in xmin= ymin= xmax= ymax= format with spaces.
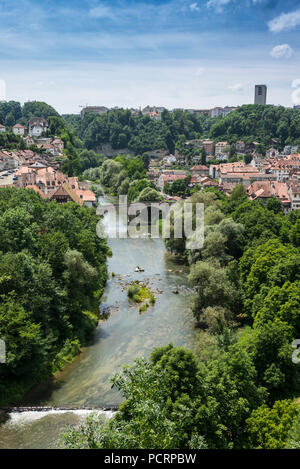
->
xmin=209 ymin=104 xmax=300 ymax=148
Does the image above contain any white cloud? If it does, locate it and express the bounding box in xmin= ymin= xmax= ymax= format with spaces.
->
xmin=4 ymin=58 xmax=299 ymax=113
xmin=270 ymin=44 xmax=293 ymax=59
xmin=89 ymin=4 xmax=113 ymax=19
xmin=292 ymin=79 xmax=300 ymax=89
xmin=292 ymin=89 xmax=300 ymax=105
xmin=292 ymin=79 xmax=300 ymax=105
xmin=190 ymin=3 xmax=200 ymax=12
xmin=206 ymin=0 xmax=232 ymax=12
xmin=228 ymin=83 xmax=244 ymax=92
xmin=268 ymin=9 xmax=300 ymax=33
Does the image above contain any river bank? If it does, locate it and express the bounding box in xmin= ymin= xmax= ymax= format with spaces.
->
xmin=0 ymin=194 xmax=196 ymax=449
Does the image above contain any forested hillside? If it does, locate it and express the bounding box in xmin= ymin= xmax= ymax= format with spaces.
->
xmin=64 ymin=108 xmax=213 ymax=155
xmin=2 ymin=101 xmax=300 ymax=173
xmin=0 ymin=101 xmax=59 ymax=127
xmin=0 ymin=188 xmax=109 ymax=405
xmin=62 ymin=105 xmax=300 ymax=160
xmin=209 ymin=104 xmax=300 ymax=147
xmin=62 ymin=187 xmax=300 ymax=450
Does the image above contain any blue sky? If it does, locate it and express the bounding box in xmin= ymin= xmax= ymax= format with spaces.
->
xmin=1 ymin=0 xmax=300 ymax=113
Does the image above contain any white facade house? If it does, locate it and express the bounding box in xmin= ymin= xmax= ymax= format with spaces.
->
xmin=13 ymin=124 xmax=26 ymax=136
xmin=51 ymin=137 xmax=64 ymax=155
xmin=266 ymin=148 xmax=279 ymax=159
xmin=215 ymin=142 xmax=230 ymax=158
xmin=211 ymin=106 xmax=236 ymax=118
xmin=288 ymin=182 xmax=300 ymax=210
xmin=283 ymin=146 xmax=299 ymax=155
xmin=0 ymin=124 xmax=6 ymax=133
xmin=28 ymin=118 xmax=48 ymax=137
xmin=24 ymin=136 xmax=35 ymax=147
xmin=215 ymin=154 xmax=229 ymax=161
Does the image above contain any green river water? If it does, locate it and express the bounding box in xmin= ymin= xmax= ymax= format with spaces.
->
xmin=0 ymin=195 xmax=196 ymax=449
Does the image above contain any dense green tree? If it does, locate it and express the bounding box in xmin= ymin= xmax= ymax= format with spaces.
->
xmin=0 ymin=187 xmax=108 ymax=405
xmin=189 ymin=261 xmax=239 ymax=324
xmin=22 ymin=101 xmax=59 ymax=120
xmin=290 ymin=218 xmax=300 ymax=247
xmin=253 ymin=281 xmax=300 ymax=336
xmin=0 ymin=101 xmax=22 ymax=126
xmin=210 ymin=104 xmax=300 ymax=147
xmin=135 ymin=187 xmax=163 ymax=202
xmin=246 ymin=400 xmax=299 ymax=449
xmin=62 ymin=344 xmax=266 ymax=449
xmin=286 ymin=413 xmax=300 ymax=449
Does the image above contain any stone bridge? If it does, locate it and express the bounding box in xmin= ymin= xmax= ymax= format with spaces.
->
xmin=97 ymin=200 xmax=177 ymax=222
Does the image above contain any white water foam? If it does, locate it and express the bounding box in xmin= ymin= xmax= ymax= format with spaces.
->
xmin=5 ymin=409 xmax=115 ymax=427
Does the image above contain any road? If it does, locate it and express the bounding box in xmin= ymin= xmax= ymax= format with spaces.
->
xmin=0 ymin=170 xmax=16 ymax=186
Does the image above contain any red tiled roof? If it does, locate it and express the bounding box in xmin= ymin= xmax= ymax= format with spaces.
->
xmin=191 ymin=165 xmax=209 ymax=171
xmin=162 ymin=174 xmax=186 ymax=182
xmin=25 ymin=185 xmax=47 ymax=199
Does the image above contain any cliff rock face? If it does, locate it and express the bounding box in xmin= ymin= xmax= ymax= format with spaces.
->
xmin=96 ymin=143 xmax=134 ymax=157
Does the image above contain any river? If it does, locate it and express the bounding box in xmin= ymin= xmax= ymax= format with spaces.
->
xmin=0 ymin=195 xmax=196 ymax=449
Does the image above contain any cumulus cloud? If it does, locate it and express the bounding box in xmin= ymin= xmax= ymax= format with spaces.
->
xmin=292 ymin=79 xmax=300 ymax=89
xmin=190 ymin=3 xmax=200 ymax=12
xmin=270 ymin=44 xmax=293 ymax=59
xmin=291 ymin=79 xmax=300 ymax=105
xmin=228 ymin=83 xmax=244 ymax=92
xmin=268 ymin=9 xmax=300 ymax=33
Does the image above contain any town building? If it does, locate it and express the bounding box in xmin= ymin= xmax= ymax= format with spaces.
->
xmin=283 ymin=145 xmax=298 ymax=155
xmin=254 ymin=84 xmax=267 ymax=105
xmin=190 ymin=165 xmax=210 ymax=177
xmin=13 ymin=124 xmax=26 ymax=136
xmin=142 ymin=106 xmax=165 ymax=119
xmin=211 ymin=106 xmax=236 ymax=118
xmin=157 ymin=171 xmax=186 ymax=191
xmin=236 ymin=141 xmax=246 ymax=153
xmin=81 ymin=106 xmax=108 ymax=118
xmin=218 ymin=162 xmax=276 ymax=188
xmin=35 ymin=137 xmax=64 ymax=155
xmin=28 ymin=118 xmax=49 ymax=137
xmin=287 ymin=182 xmax=300 ymax=210
xmin=247 ymin=180 xmax=291 ymax=214
xmin=187 ymin=109 xmax=211 ymax=116
xmin=24 ymin=136 xmax=35 ymax=147
xmin=0 ymin=124 xmax=6 ymax=133
xmin=202 ymin=140 xmax=215 ymax=155
xmin=266 ymin=147 xmax=279 ymax=158
xmin=215 ymin=142 xmax=230 ymax=159
xmin=14 ymin=164 xmax=96 ymax=207
xmin=269 ymin=155 xmax=300 ymax=182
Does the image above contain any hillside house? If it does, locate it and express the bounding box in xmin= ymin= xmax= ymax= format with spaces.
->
xmin=29 ymin=118 xmax=48 ymax=137
xmin=13 ymin=124 xmax=26 ymax=136
xmin=248 ymin=180 xmax=291 ymax=214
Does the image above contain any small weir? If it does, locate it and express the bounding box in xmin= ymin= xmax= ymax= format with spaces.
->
xmin=1 ymin=406 xmax=118 ymax=413
xmin=0 ymin=194 xmax=196 ymax=449
xmin=0 ymin=406 xmax=117 ymax=424
xmin=0 ymin=406 xmax=117 ymax=449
